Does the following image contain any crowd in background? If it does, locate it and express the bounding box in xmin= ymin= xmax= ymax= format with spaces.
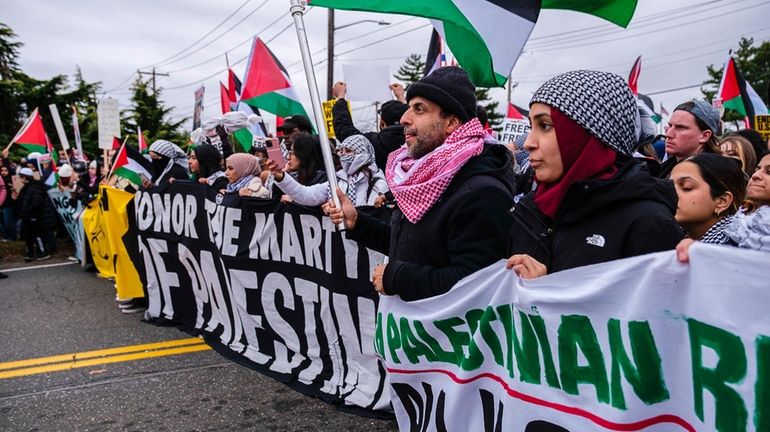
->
xmin=1 ymin=67 xmax=769 ymax=296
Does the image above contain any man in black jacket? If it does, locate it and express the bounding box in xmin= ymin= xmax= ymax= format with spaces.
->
xmin=331 ymin=82 xmax=408 ymax=171
xmin=325 ymin=67 xmax=515 ymax=301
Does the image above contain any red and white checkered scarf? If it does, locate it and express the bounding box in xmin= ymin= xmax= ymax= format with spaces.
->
xmin=385 ymin=118 xmax=485 ymax=223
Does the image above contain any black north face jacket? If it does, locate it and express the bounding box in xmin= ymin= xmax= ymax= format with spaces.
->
xmin=509 ymin=157 xmax=684 ymax=273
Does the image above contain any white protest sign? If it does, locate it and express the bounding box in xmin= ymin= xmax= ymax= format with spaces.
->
xmin=377 ymin=244 xmax=770 ymax=431
xmin=343 ymin=64 xmax=391 ymax=102
xmin=498 ymin=118 xmax=530 ymax=144
xmin=48 ymin=104 xmax=70 ymax=150
xmin=97 ymin=98 xmax=121 ymax=150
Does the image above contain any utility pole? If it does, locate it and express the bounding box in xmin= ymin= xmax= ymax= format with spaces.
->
xmin=326 ymin=9 xmax=335 ymax=100
xmin=137 ymin=68 xmax=170 ymax=95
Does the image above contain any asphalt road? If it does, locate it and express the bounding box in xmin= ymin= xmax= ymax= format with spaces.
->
xmin=0 ymin=262 xmax=398 ymax=432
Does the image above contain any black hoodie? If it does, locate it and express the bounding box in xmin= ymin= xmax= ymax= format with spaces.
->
xmin=332 ymin=98 xmax=406 ymax=171
xmin=509 ymin=157 xmax=683 ymax=274
xmin=348 ymin=143 xmax=516 ymax=301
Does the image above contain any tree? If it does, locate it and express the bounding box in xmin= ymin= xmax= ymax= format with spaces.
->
xmin=475 ymin=88 xmax=504 ymax=129
xmin=702 ymin=37 xmax=770 ymax=124
xmin=394 ymin=54 xmax=426 ymax=88
xmin=0 ymin=24 xmax=106 ymax=159
xmin=124 ymin=77 xmax=187 ymax=146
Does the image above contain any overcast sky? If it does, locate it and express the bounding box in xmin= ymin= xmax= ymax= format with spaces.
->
xmin=3 ymin=0 xmax=768 ymax=133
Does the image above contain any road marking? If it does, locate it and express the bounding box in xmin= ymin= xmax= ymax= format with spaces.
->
xmin=1 ymin=261 xmax=77 ymax=273
xmin=0 ymin=338 xmax=211 ymax=379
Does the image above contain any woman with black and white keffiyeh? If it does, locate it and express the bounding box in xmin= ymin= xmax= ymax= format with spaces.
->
xmin=149 ymin=140 xmax=190 ymax=185
xmin=268 ymin=134 xmax=388 ymax=207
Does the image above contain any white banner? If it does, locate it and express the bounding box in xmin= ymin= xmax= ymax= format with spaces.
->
xmin=48 ymin=104 xmax=70 ymax=150
xmin=343 ymin=64 xmax=391 ymax=102
xmin=377 ymin=244 xmax=770 ymax=431
xmin=97 ymin=98 xmax=121 ymax=150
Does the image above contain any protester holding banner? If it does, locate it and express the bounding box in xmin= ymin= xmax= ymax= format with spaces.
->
xmin=270 ymin=134 xmax=388 ymax=207
xmin=223 ymin=153 xmax=270 ymax=198
xmin=148 ymin=140 xmax=189 ymax=185
xmin=331 ymin=81 xmax=407 ymax=171
xmin=507 ymin=70 xmax=682 ymax=278
xmin=671 ymin=153 xmax=747 ymax=244
xmin=17 ymin=167 xmax=55 ymax=261
xmin=658 ymin=100 xmax=721 ymax=178
xmin=719 ymin=133 xmax=758 ymax=178
xmin=189 ymin=144 xmax=227 ymax=190
xmin=326 ymin=66 xmax=516 ymax=301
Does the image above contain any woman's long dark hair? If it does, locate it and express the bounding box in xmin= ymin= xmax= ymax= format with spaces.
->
xmin=193 ymin=144 xmax=223 ymax=178
xmin=685 ymin=153 xmax=747 ymax=216
xmin=291 ymin=133 xmax=323 ymax=185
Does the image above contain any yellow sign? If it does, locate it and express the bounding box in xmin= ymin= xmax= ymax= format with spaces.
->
xmin=322 ymin=99 xmax=352 ymax=140
xmin=755 ymin=115 xmax=770 ymax=142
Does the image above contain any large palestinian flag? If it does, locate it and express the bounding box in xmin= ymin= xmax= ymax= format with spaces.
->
xmin=9 ymin=108 xmax=52 ymax=154
xmin=717 ymin=56 xmax=769 ymax=127
xmin=310 ymin=0 xmax=637 ymax=87
xmin=239 ymin=38 xmax=311 ymax=125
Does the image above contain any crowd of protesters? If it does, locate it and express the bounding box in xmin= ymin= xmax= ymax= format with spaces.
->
xmin=2 ymin=66 xmax=769 ymax=304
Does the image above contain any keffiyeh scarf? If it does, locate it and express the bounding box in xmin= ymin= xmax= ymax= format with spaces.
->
xmin=385 ymin=118 xmax=485 ymax=223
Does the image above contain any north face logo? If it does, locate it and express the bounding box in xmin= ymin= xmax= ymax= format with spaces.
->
xmin=586 ymin=234 xmax=606 ymax=247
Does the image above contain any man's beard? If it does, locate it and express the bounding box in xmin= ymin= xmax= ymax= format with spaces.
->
xmin=406 ymin=119 xmax=446 ymax=159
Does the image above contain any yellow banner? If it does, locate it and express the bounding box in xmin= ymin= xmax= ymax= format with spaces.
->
xmin=755 ymin=115 xmax=770 ymax=142
xmin=103 ymin=187 xmax=143 ymax=299
xmin=82 ymin=195 xmax=113 ymax=280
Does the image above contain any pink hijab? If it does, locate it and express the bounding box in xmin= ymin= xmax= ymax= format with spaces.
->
xmin=226 ymin=153 xmax=261 ymax=182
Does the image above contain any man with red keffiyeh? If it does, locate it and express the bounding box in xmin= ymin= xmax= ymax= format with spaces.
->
xmin=324 ymin=67 xmax=516 ymax=301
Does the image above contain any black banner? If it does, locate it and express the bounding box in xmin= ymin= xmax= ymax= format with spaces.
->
xmin=125 ymin=182 xmax=391 ymax=417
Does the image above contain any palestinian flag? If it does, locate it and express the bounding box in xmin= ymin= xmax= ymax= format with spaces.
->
xmin=228 ymin=68 xmax=242 ymax=110
xmin=717 ymin=56 xmax=769 ymax=127
xmin=137 ymin=126 xmax=148 ymax=154
xmin=112 ymin=139 xmax=154 ymax=185
xmin=424 ymin=28 xmax=445 ymax=77
xmin=9 ymin=108 xmax=52 ymax=154
xmin=507 ymin=103 xmax=527 ymax=120
xmin=240 ymin=38 xmax=311 ymax=124
xmin=637 ymin=93 xmax=661 ymax=124
xmin=220 ymin=82 xmax=231 ymax=114
xmin=310 ymin=0 xmax=637 ymax=87
xmin=628 ymin=55 xmax=641 ymax=95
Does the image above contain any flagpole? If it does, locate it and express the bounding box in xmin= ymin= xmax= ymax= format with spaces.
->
xmin=289 ymin=0 xmax=344 ymax=230
xmin=106 ymin=137 xmax=129 ymax=180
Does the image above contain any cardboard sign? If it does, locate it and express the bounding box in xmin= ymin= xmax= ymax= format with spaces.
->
xmin=755 ymin=114 xmax=770 ymax=142
xmin=97 ymin=98 xmax=121 ymax=150
xmin=498 ymin=119 xmax=530 ymax=144
xmin=343 ymin=64 xmax=391 ymax=102
xmin=193 ymin=86 xmax=205 ymax=131
xmin=48 ymin=104 xmax=70 ymax=150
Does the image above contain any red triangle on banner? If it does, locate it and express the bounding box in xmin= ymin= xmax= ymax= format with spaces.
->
xmin=11 ymin=108 xmax=50 ymax=153
xmin=239 ymin=38 xmax=291 ymax=101
xmin=719 ymin=58 xmax=741 ymax=102
xmin=220 ymin=82 xmax=232 ymax=115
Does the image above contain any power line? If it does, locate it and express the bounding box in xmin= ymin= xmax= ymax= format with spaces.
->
xmin=103 ymin=0 xmax=253 ymax=93
xmin=154 ymin=0 xmax=255 ymax=67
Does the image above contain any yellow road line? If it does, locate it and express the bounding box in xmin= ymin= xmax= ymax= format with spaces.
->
xmin=0 ymin=338 xmax=204 ymax=371
xmin=0 ymin=344 xmax=212 ymax=379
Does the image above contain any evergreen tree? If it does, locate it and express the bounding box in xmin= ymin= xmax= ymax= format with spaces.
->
xmin=475 ymin=88 xmax=504 ymax=129
xmin=702 ymin=37 xmax=770 ymax=125
xmin=394 ymin=54 xmax=426 ymax=88
xmin=124 ymin=77 xmax=187 ymax=146
xmin=0 ymin=24 xmax=105 ymax=159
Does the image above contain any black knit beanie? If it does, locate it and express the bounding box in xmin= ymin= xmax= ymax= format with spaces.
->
xmin=406 ymin=66 xmax=477 ymax=123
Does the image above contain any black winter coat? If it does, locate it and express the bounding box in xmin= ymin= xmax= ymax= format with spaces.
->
xmin=332 ymin=98 xmax=406 ymax=171
xmin=509 ymin=158 xmax=683 ymax=273
xmin=348 ymin=144 xmax=516 ymax=301
xmin=18 ymin=180 xmax=57 ymax=228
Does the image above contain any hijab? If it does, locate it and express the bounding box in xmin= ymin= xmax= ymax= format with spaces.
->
xmin=225 ymin=153 xmax=261 ymax=193
xmin=149 ymin=140 xmax=189 ymax=185
xmin=533 ymin=108 xmax=618 ymax=219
